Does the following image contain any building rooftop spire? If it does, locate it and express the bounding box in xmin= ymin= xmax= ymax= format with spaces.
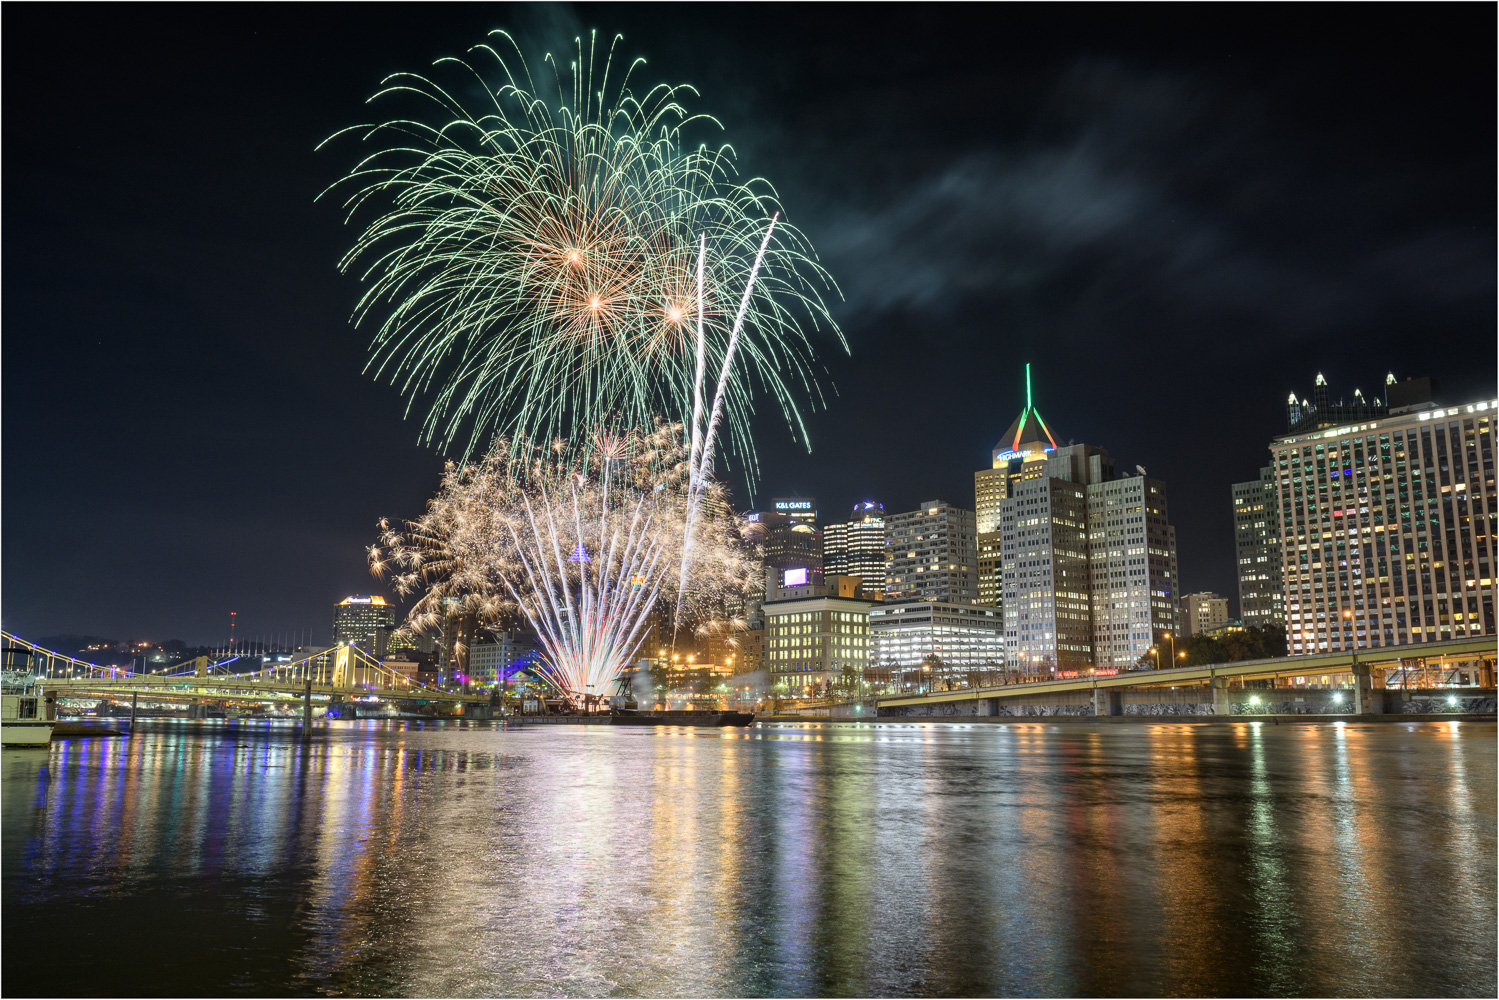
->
xmin=995 ymin=363 xmax=1059 ymax=463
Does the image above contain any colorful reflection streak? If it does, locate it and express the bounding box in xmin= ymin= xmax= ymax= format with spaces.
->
xmin=2 ymin=720 xmax=1494 ymax=997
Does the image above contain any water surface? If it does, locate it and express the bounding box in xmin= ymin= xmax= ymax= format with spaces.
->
xmin=3 ymin=719 xmax=1494 ymax=997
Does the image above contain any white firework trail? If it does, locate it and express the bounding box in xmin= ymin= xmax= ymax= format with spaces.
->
xmin=371 ymin=425 xmax=755 ymax=707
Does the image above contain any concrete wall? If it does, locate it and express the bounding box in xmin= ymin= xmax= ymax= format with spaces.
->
xmin=877 ymin=685 xmax=1498 ymax=719
xmin=1394 ymin=690 xmax=1496 ymax=714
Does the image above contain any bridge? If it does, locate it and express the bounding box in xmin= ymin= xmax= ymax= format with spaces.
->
xmin=873 ymin=636 xmax=1497 ymax=718
xmin=2 ymin=631 xmax=492 ymax=718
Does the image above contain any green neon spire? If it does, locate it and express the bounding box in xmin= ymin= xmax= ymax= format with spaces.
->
xmin=1007 ymin=363 xmax=1057 ymax=455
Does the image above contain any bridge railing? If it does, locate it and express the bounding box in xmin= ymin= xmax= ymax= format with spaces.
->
xmin=2 ymin=631 xmax=150 ymax=681
xmin=3 ymin=630 xmax=467 ymax=699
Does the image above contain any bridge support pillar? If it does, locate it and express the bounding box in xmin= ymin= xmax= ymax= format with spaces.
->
xmin=1093 ymin=688 xmax=1122 ymax=716
xmin=1212 ymin=676 xmax=1231 ymax=715
xmin=302 ymin=677 xmax=312 ymax=739
xmin=130 ymin=692 xmax=138 ymax=730
xmin=1353 ymin=663 xmax=1382 ymax=715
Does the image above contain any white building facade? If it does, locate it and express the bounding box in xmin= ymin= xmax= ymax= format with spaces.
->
xmin=1086 ymin=472 xmax=1180 ymax=669
xmin=870 ymin=601 xmax=1005 ymax=691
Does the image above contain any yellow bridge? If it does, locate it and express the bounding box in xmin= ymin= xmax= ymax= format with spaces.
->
xmin=875 ymin=636 xmax=1497 ymax=718
xmin=3 ymin=631 xmax=490 ymax=714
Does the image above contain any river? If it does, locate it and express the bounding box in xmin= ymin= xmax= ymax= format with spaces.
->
xmin=2 ymin=719 xmax=1494 ymax=997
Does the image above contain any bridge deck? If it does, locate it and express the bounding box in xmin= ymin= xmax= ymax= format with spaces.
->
xmin=45 ymin=676 xmax=489 ymax=705
xmin=878 ymin=636 xmax=1497 ymax=708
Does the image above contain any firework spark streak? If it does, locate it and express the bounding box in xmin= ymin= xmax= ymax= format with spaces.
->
xmin=322 ymin=30 xmax=844 ymax=478
xmin=370 ymin=426 xmax=754 ymax=706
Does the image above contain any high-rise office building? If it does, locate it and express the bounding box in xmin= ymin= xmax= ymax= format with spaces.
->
xmin=1181 ymin=592 xmax=1230 ymax=637
xmin=976 ymin=363 xmax=1064 ymax=609
xmin=1001 ymin=470 xmax=1093 ymax=671
xmin=1084 ymin=467 xmax=1179 ymax=669
xmin=1232 ymin=465 xmax=1284 ymax=628
xmin=331 ymin=595 xmax=398 ymax=656
xmin=989 ymin=367 xmax=1179 ymax=672
xmin=751 ymin=510 xmax=823 ymax=575
xmin=1272 ymin=379 xmax=1496 ymax=654
xmin=883 ymin=501 xmax=978 ymax=604
xmin=823 ymin=501 xmax=886 ymax=597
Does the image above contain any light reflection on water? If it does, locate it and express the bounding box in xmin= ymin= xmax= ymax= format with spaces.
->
xmin=2 ymin=719 xmax=1494 ymax=997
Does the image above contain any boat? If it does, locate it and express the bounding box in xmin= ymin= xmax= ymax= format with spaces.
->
xmin=2 ymin=647 xmax=54 ymax=747
xmin=610 ymin=708 xmax=755 ymax=727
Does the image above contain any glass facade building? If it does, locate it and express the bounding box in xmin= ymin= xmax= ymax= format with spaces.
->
xmin=869 ymin=602 xmax=1004 ymax=692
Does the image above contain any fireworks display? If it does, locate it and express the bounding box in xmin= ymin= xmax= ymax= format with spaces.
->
xmin=322 ymin=30 xmax=844 ymax=477
xmin=370 ymin=424 xmax=755 ymax=705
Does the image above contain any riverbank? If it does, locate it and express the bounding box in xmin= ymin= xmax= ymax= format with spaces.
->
xmin=758 ymin=712 xmax=1498 ymax=725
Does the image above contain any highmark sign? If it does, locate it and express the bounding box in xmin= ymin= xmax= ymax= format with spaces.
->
xmin=994 ymin=446 xmax=1055 ymax=463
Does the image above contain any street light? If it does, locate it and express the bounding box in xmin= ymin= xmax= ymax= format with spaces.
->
xmin=1164 ymin=631 xmax=1175 ymax=667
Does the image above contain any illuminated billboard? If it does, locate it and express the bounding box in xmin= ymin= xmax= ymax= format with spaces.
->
xmin=783 ymin=568 xmax=809 ymax=587
xmin=771 ymin=497 xmax=816 ymax=523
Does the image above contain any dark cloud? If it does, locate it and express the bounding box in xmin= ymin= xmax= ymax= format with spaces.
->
xmin=815 ymin=58 xmax=1492 ymax=352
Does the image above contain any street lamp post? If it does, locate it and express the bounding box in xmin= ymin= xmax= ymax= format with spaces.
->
xmin=1164 ymin=631 xmax=1175 ymax=667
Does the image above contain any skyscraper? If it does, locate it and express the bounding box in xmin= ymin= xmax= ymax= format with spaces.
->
xmin=883 ymin=501 xmax=978 ymax=604
xmin=1001 ymin=473 xmax=1092 ymax=671
xmin=1083 ymin=466 xmax=1179 ymax=670
xmin=989 ymin=367 xmax=1180 ymax=672
xmin=331 ymin=595 xmax=397 ymax=656
xmin=823 ymin=501 xmax=886 ymax=597
xmin=751 ymin=511 xmax=823 ymax=574
xmin=1272 ymin=380 xmax=1496 ymax=654
xmin=1232 ymin=465 xmax=1284 ymax=628
xmin=976 ymin=363 xmax=1064 ymax=608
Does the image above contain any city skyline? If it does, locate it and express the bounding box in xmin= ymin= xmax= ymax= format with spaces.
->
xmin=4 ymin=6 xmax=1494 ymax=644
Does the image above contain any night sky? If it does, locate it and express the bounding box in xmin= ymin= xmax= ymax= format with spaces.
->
xmin=5 ymin=5 xmax=1494 ymax=646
